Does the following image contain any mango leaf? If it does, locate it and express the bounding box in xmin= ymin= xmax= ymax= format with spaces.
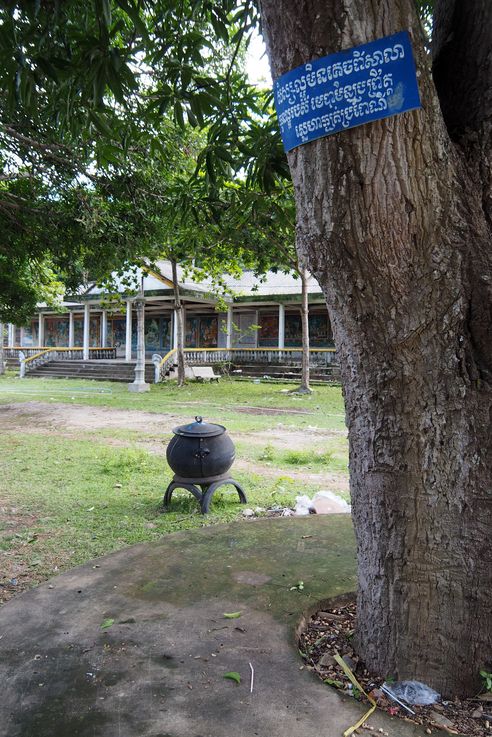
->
xmin=174 ymin=100 xmax=185 ymax=129
xmin=223 ymin=611 xmax=242 ymax=619
xmin=100 ymin=618 xmax=115 ymax=630
xmin=223 ymin=671 xmax=241 ymax=684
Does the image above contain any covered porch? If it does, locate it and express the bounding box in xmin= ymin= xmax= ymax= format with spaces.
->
xmin=3 ymin=300 xmax=334 ymax=358
xmin=2 ymin=262 xmax=338 ymax=381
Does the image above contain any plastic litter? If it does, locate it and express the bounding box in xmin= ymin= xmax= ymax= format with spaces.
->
xmin=311 ymin=490 xmax=351 ymax=514
xmin=334 ymin=653 xmax=376 ymax=737
xmin=382 ymin=680 xmax=440 ymax=706
xmin=380 ymin=684 xmax=415 ymax=715
xmin=294 ymin=495 xmax=312 ymax=515
xmin=294 ymin=491 xmax=351 ymax=516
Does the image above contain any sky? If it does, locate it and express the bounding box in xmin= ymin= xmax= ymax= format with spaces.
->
xmin=245 ymin=31 xmax=272 ymax=86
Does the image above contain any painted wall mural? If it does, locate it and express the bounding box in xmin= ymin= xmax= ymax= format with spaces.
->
xmin=185 ymin=317 xmax=198 ymax=348
xmin=309 ymin=313 xmax=332 ymax=347
xmin=258 ymin=314 xmax=279 ymax=347
xmin=185 ymin=316 xmax=218 ymax=348
xmin=45 ymin=317 xmax=69 ymax=346
xmin=73 ymin=316 xmax=100 ymax=347
xmin=234 ymin=313 xmax=257 ymax=347
xmin=284 ymin=312 xmax=332 ymax=347
xmin=22 ymin=324 xmax=35 ymax=346
xmin=199 ymin=316 xmax=218 ymax=347
xmin=147 ymin=316 xmax=171 ymax=352
xmin=108 ymin=318 xmax=127 ymax=355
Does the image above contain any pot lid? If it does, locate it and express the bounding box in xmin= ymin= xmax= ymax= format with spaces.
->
xmin=172 ymin=416 xmax=226 ymax=438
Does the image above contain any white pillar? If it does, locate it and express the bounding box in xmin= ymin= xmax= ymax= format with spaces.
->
xmin=226 ymin=306 xmax=233 ymax=350
xmin=278 ymin=304 xmax=285 ymax=349
xmin=7 ymin=324 xmax=15 ymax=347
xmin=68 ymin=312 xmax=74 ymax=348
xmin=101 ymin=310 xmax=108 ymax=346
xmin=128 ymin=299 xmax=150 ymax=392
xmin=38 ymin=314 xmax=44 ymax=347
xmin=125 ymin=300 xmax=132 ymax=361
xmin=83 ymin=303 xmax=90 ymax=360
xmin=19 ymin=327 xmax=25 ymax=347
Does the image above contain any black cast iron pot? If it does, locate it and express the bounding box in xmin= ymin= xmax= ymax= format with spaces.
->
xmin=166 ymin=416 xmax=236 ymax=482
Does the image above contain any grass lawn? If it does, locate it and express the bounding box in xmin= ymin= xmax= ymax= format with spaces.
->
xmin=0 ymin=374 xmax=348 ymax=604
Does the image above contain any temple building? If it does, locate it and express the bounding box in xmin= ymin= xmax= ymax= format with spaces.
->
xmin=2 ymin=261 xmax=338 ymax=381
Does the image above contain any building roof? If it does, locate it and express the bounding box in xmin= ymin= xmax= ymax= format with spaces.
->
xmin=69 ymin=260 xmax=323 ymax=306
xmin=151 ymin=261 xmax=323 ymax=298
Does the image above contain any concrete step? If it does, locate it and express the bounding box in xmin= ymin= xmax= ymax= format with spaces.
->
xmin=27 ymin=371 xmax=131 ymax=383
xmin=26 ymin=360 xmax=154 ymax=383
xmin=225 ymin=363 xmax=341 ymax=383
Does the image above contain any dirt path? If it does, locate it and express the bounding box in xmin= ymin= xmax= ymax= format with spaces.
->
xmin=0 ymin=401 xmax=183 ymax=433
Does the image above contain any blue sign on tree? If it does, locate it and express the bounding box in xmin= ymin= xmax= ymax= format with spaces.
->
xmin=274 ymin=31 xmax=421 ymax=152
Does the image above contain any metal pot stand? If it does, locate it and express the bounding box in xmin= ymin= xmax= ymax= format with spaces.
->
xmin=164 ymin=416 xmax=247 ymax=514
xmin=163 ymin=474 xmax=247 ymax=514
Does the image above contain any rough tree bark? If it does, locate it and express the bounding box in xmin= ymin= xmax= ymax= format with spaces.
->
xmin=259 ymin=0 xmax=492 ymax=697
xmin=171 ymin=260 xmax=186 ymax=387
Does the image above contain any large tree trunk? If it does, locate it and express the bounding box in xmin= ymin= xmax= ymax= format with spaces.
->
xmin=171 ymin=260 xmax=186 ymax=387
xmin=259 ymin=0 xmax=492 ymax=697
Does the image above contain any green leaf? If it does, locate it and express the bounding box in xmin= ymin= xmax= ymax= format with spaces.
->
xmin=114 ymin=0 xmax=148 ymax=39
xmin=210 ymin=14 xmax=229 ymax=43
xmin=89 ymin=111 xmax=114 ymax=139
xmin=106 ymin=61 xmax=125 ymax=103
xmin=100 ymin=618 xmax=115 ymax=629
xmin=223 ymin=671 xmax=241 ymax=684
xmin=35 ymin=57 xmax=59 ymax=83
xmin=187 ymin=108 xmax=198 ymax=127
xmin=324 ymin=678 xmax=344 ymax=688
xmin=223 ymin=611 xmax=242 ymax=619
xmin=174 ymin=100 xmax=185 ymax=129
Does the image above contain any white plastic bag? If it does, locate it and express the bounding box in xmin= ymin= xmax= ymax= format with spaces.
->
xmin=383 ymin=680 xmax=440 ymax=706
xmin=294 ymin=495 xmax=312 ymax=516
xmin=310 ymin=490 xmax=351 ymax=514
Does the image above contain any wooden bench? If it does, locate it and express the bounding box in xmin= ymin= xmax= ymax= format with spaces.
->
xmin=190 ymin=366 xmax=220 ymax=382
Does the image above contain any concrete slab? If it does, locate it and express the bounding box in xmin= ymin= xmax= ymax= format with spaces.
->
xmin=0 ymin=517 xmax=434 ymax=737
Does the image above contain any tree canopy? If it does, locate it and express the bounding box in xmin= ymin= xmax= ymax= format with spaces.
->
xmin=0 ymin=0 xmax=284 ymax=320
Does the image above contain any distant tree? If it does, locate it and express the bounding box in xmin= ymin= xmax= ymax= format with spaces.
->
xmin=0 ymin=0 xmax=260 ymax=319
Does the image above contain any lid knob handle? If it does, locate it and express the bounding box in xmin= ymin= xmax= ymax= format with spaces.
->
xmin=195 ymin=415 xmax=203 ymax=423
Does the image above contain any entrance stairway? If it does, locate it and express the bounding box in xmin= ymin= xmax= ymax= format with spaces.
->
xmin=22 ymin=358 xmax=339 ymax=384
xmin=227 ymin=361 xmax=341 ymax=383
xmin=25 ymin=360 xmax=155 ymax=383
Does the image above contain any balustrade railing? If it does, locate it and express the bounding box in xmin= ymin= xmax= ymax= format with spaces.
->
xmin=158 ymin=348 xmax=178 ymax=381
xmin=20 ymin=348 xmax=56 ymax=377
xmin=7 ymin=346 xmax=116 ymax=360
xmin=5 ymin=347 xmax=46 ymax=359
xmin=157 ymin=346 xmax=337 ymax=382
